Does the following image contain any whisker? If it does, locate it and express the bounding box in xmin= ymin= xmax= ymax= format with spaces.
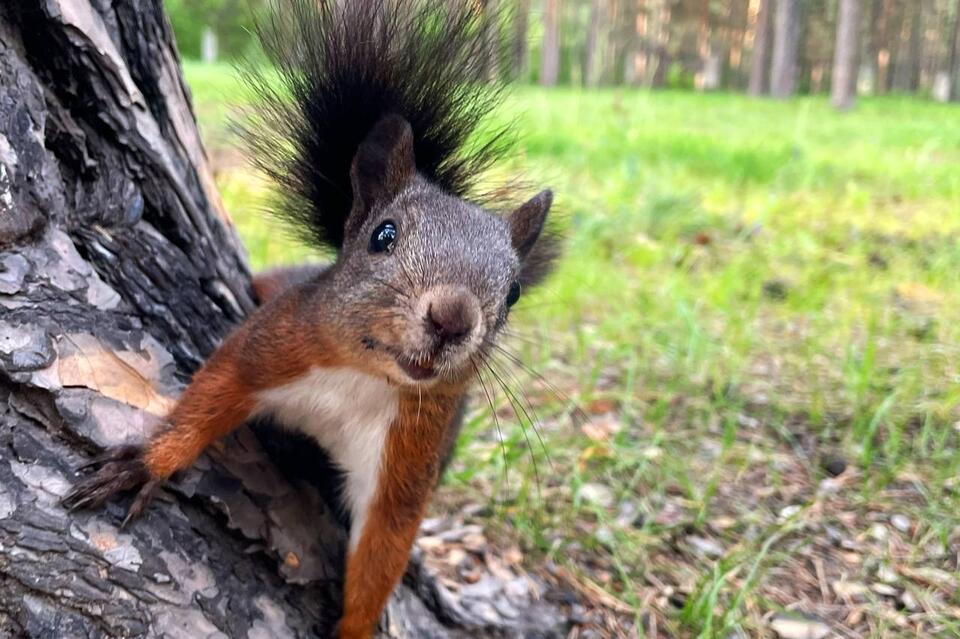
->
xmin=485 ymin=352 xmax=556 ymax=474
xmin=478 ymin=354 xmax=542 ymax=499
xmin=488 ymin=341 xmax=589 ymax=426
xmin=470 ymin=355 xmax=510 ymax=491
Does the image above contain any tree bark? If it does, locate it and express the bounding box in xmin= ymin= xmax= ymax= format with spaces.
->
xmin=770 ymin=0 xmax=802 ymax=98
xmin=540 ymin=0 xmax=562 ymax=86
xmin=831 ymin=0 xmax=862 ymax=110
xmin=0 ymin=1 xmax=569 ymax=637
xmin=749 ymin=0 xmax=775 ymax=94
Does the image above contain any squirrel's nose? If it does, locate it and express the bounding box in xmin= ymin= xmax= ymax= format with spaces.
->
xmin=427 ymin=292 xmax=477 ymax=345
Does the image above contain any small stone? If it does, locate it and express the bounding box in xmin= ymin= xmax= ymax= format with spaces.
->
xmin=871 ymin=583 xmax=898 ymax=597
xmin=594 ymin=526 xmax=615 ymax=548
xmin=577 ymin=483 xmax=614 ymax=509
xmin=685 ymin=535 xmax=724 ymax=559
xmin=876 ymin=564 xmax=898 ymax=583
xmin=820 ymin=455 xmax=847 ymax=477
xmin=778 ymin=505 xmax=802 ymax=521
xmin=900 ymin=590 xmax=920 ymax=611
xmin=615 ymin=500 xmax=641 ymax=528
xmin=770 ymin=613 xmax=831 ymax=639
xmin=869 ymin=523 xmax=888 ymax=541
xmin=890 ymin=514 xmax=911 ymax=533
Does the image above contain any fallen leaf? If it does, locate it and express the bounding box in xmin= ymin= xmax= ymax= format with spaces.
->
xmin=585 ymin=398 xmax=619 ymax=414
xmin=581 ymin=416 xmax=621 ymax=441
xmin=894 ymin=282 xmax=944 ymax=310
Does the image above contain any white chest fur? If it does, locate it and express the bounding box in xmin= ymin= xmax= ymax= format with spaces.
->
xmin=254 ymin=367 xmax=399 ymax=549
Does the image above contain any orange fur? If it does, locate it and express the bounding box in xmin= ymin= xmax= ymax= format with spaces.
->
xmin=136 ymin=270 xmax=470 ymax=637
xmin=338 ymin=384 xmax=465 ymax=639
xmin=252 ymin=264 xmax=327 ymax=305
xmin=144 ymin=283 xmax=340 ymax=478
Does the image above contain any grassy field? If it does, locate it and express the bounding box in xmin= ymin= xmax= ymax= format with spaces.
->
xmin=184 ymin=61 xmax=960 ymax=638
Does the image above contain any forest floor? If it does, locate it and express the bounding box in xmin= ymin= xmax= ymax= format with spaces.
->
xmin=184 ymin=61 xmax=960 ymax=639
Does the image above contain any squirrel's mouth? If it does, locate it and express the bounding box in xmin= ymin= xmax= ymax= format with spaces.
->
xmin=397 ymin=355 xmax=437 ymax=381
xmin=396 ymin=353 xmax=436 ymax=381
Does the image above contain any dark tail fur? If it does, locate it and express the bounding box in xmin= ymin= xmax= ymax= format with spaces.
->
xmin=238 ymin=0 xmax=512 ymax=250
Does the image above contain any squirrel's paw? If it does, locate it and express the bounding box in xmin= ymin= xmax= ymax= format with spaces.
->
xmin=62 ymin=445 xmax=162 ymax=527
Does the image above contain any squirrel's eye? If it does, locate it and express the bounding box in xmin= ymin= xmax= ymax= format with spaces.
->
xmin=369 ymin=220 xmax=397 ymax=253
xmin=506 ymin=281 xmax=521 ymax=308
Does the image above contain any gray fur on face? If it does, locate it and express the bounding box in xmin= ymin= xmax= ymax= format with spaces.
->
xmin=326 ymin=177 xmax=520 ymax=384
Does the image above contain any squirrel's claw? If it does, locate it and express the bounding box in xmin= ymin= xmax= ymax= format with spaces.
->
xmin=74 ymin=444 xmax=142 ymax=473
xmin=62 ymin=445 xmax=156 ymax=521
xmin=120 ymin=479 xmax=162 ymax=529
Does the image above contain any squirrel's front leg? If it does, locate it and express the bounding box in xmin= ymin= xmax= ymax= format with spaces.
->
xmin=63 ymin=333 xmax=259 ymax=520
xmin=338 ymin=389 xmax=459 ymax=639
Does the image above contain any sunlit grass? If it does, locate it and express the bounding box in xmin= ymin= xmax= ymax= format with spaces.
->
xmin=185 ymin=60 xmax=960 ymax=637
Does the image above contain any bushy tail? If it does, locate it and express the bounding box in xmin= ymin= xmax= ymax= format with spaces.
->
xmin=238 ymin=0 xmax=512 ymax=250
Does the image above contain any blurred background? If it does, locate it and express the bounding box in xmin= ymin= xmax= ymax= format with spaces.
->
xmin=167 ymin=1 xmax=959 ymax=637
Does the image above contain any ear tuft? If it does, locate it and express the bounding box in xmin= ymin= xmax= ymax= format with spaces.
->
xmin=508 ymin=189 xmax=553 ymax=258
xmin=346 ymin=115 xmax=415 ymax=237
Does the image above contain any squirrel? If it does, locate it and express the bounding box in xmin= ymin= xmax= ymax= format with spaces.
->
xmin=62 ymin=1 xmax=556 ymax=637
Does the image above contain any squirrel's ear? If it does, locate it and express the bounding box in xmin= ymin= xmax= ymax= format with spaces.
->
xmin=508 ymin=189 xmax=553 ymax=258
xmin=347 ymin=114 xmax=415 ymax=236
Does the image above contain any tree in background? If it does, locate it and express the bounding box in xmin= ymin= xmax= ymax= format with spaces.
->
xmin=165 ymin=0 xmax=268 ymax=61
xmin=770 ymin=0 xmax=802 ymax=97
xmin=832 ymin=0 xmax=862 ymax=109
xmin=891 ymin=1 xmax=923 ymax=92
xmin=584 ymin=0 xmax=605 ymax=86
xmin=513 ymin=0 xmax=532 ymax=80
xmin=164 ymin=0 xmax=960 ymax=102
xmin=540 ymin=0 xmax=562 ymax=85
xmin=949 ymin=0 xmax=960 ymax=100
xmin=749 ymin=0 xmax=775 ymax=94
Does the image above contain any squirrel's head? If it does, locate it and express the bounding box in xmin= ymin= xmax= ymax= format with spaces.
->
xmin=330 ymin=115 xmax=555 ymax=387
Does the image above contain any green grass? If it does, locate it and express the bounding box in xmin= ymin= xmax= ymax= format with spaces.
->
xmin=185 ymin=60 xmax=960 ymax=638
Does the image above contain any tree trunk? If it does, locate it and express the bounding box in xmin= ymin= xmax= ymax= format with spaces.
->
xmin=512 ymin=0 xmax=531 ymax=80
xmin=860 ymin=0 xmax=881 ymax=94
xmin=831 ymin=0 xmax=862 ymax=110
xmin=584 ymin=0 xmax=605 ymax=87
xmin=749 ymin=0 xmax=775 ymax=95
xmin=891 ymin=1 xmax=922 ymax=92
xmin=947 ymin=0 xmax=960 ymax=100
xmin=770 ymin=0 xmax=802 ymax=98
xmin=651 ymin=0 xmax=672 ymax=88
xmin=540 ymin=0 xmax=562 ymax=86
xmin=0 ymin=1 xmax=569 ymax=637
xmin=726 ymin=0 xmax=751 ymax=90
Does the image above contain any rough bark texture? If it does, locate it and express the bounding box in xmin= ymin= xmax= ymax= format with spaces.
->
xmin=831 ymin=0 xmax=862 ymax=110
xmin=0 ymin=1 xmax=569 ymax=637
xmin=769 ymin=0 xmax=801 ymax=98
